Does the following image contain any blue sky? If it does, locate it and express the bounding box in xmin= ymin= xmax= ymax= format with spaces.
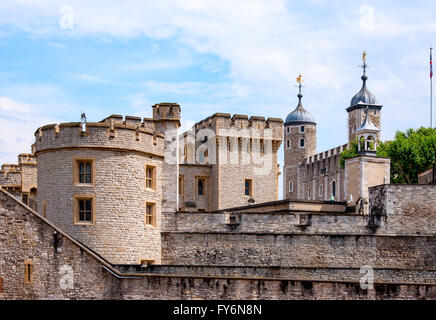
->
xmin=0 ymin=0 xmax=435 ymax=196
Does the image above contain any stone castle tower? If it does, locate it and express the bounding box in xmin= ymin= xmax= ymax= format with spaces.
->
xmin=347 ymin=55 xmax=382 ymax=142
xmin=283 ymin=77 xmax=317 ymax=200
xmin=33 ymin=107 xmax=181 ymax=265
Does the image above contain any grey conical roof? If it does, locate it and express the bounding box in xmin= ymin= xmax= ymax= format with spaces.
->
xmin=356 ymin=109 xmax=379 ymax=133
xmin=350 ymin=74 xmax=379 ymax=106
xmin=285 ymin=94 xmax=316 ymax=125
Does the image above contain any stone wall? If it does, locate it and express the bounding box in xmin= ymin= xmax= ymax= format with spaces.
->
xmin=161 ymin=232 xmax=435 ymax=269
xmin=283 ymin=123 xmax=317 ymax=201
xmin=179 ymin=164 xmax=212 ymax=211
xmin=0 ymin=189 xmax=434 ymax=300
xmin=34 ymin=120 xmax=165 ymax=265
xmin=369 ymin=184 xmax=436 ymax=235
xmin=179 ymin=113 xmax=283 ymax=211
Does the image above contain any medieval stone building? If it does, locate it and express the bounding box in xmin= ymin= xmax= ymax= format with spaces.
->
xmin=0 ymin=56 xmax=435 ymax=300
xmin=283 ymin=67 xmax=390 ymax=207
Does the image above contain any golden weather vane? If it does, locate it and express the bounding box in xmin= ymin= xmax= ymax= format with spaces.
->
xmin=359 ymin=51 xmax=369 ymax=75
xmin=296 ymin=73 xmax=304 ymax=95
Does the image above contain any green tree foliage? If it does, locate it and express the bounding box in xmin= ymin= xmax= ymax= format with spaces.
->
xmin=377 ymin=127 xmax=436 ymax=184
xmin=340 ymin=138 xmax=358 ymax=169
xmin=340 ymin=127 xmax=436 ymax=184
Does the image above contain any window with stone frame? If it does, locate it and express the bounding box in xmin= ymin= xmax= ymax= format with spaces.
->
xmin=300 ymin=126 xmax=305 ymax=133
xmin=74 ymin=195 xmax=94 ymax=225
xmin=145 ymin=202 xmax=156 ymax=226
xmin=78 ymin=198 xmax=92 ymax=223
xmin=145 ymin=165 xmax=156 ymax=190
xmin=78 ymin=161 xmax=92 ymax=184
xmin=74 ymin=159 xmax=94 ymax=185
xmin=24 ymin=260 xmax=33 ymax=284
xmin=197 ymin=178 xmax=206 ymax=196
xmin=289 ymin=181 xmax=293 ymax=192
xmin=286 ymin=139 xmax=290 ymax=149
xmin=245 ymin=179 xmax=253 ymax=196
xmin=178 ymin=175 xmax=184 ymax=196
xmin=300 ymin=138 xmax=305 ymax=147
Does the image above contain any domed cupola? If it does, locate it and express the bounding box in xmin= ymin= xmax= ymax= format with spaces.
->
xmin=285 ymin=75 xmax=316 ymax=125
xmin=349 ymin=73 xmax=379 ymax=106
xmin=347 ymin=51 xmax=382 ymax=111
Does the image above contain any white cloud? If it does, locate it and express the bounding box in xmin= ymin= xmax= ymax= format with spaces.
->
xmin=0 ymin=0 xmax=435 ymax=175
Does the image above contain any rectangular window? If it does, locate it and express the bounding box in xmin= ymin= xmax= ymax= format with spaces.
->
xmin=289 ymin=181 xmax=293 ymax=192
xmin=260 ymin=140 xmax=265 ymax=154
xmin=245 ymin=179 xmax=252 ymax=196
xmin=79 ymin=161 xmax=92 ymax=184
xmin=198 ymin=179 xmax=205 ymax=196
xmin=24 ymin=260 xmax=33 ymax=284
xmin=74 ymin=159 xmax=94 ymax=186
xmin=74 ymin=195 xmax=94 ymax=225
xmin=145 ymin=165 xmax=155 ymax=190
xmin=300 ymin=126 xmax=305 ymax=133
xmin=178 ymin=175 xmax=184 ymax=196
xmin=145 ymin=203 xmax=156 ymax=226
xmin=78 ymin=199 xmax=92 ymax=222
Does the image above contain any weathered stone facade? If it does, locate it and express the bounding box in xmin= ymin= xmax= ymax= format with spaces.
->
xmin=0 ymin=154 xmax=37 ymax=207
xmin=179 ymin=113 xmax=283 ymax=211
xmin=33 ymin=116 xmax=167 ymax=265
xmin=284 ymin=70 xmax=388 ymax=206
xmin=1 ymin=189 xmax=434 ymax=300
xmin=0 ymin=80 xmax=434 ymax=300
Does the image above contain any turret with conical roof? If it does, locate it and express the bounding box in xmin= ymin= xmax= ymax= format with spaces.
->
xmin=283 ymin=74 xmax=317 ymax=200
xmin=347 ymin=52 xmax=382 ymax=142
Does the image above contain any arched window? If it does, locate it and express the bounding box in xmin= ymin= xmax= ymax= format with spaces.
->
xmin=332 ymin=181 xmax=336 ymax=197
xmin=300 ymin=139 xmax=305 ymax=147
xmin=300 ymin=126 xmax=305 ymax=133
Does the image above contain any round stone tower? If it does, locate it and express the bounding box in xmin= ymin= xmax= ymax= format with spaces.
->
xmin=283 ymin=78 xmax=317 ymax=200
xmin=347 ymin=53 xmax=382 ymax=143
xmin=34 ymin=113 xmax=169 ymax=265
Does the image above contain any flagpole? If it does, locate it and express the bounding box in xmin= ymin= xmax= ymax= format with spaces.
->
xmin=431 ymin=46 xmax=433 ymax=128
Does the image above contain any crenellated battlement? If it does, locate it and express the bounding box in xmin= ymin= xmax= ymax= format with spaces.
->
xmin=17 ymin=153 xmax=37 ymax=166
xmin=304 ymin=143 xmax=349 ymax=165
xmin=0 ymin=164 xmax=20 ymax=173
xmin=152 ymin=103 xmax=181 ymax=124
xmin=185 ymin=113 xmax=283 ymax=142
xmin=100 ymin=114 xmax=156 ymax=131
xmin=34 ymin=118 xmax=165 ymax=157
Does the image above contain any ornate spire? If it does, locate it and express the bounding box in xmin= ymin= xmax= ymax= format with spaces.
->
xmin=359 ymin=51 xmax=369 ymax=83
xmin=349 ymin=52 xmax=379 ymax=107
xmin=296 ymin=73 xmax=304 ymax=105
xmin=285 ymin=74 xmax=316 ymax=125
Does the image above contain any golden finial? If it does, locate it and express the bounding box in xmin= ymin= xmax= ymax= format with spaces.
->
xmin=296 ymin=73 xmax=303 ymax=83
xmin=362 ymin=51 xmax=367 ymax=63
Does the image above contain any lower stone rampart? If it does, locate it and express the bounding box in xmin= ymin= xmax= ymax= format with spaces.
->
xmin=161 ymin=232 xmax=436 ymax=269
